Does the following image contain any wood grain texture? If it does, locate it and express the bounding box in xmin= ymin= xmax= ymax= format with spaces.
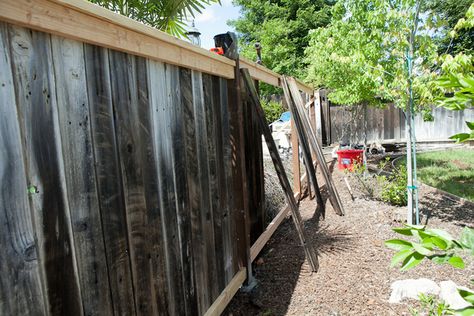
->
xmin=180 ymin=67 xmax=209 ymax=314
xmin=285 ymin=77 xmax=344 ymax=217
xmin=0 ymin=0 xmax=235 ymax=79
xmin=202 ymin=73 xmax=226 ymax=293
xmin=166 ymin=64 xmax=197 ymax=315
xmin=242 ymin=69 xmax=319 ymax=272
xmin=8 ymin=24 xmax=83 ymax=315
xmin=0 ymin=22 xmax=46 ymax=316
xmin=109 ymin=51 xmax=159 ymax=315
xmin=51 ymin=35 xmax=113 ymax=316
xmin=85 ymin=44 xmax=136 ymax=316
xmin=219 ymin=78 xmax=236 ymax=284
xmin=192 ymin=69 xmax=219 ymax=306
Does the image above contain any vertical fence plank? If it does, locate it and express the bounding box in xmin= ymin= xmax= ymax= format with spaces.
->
xmin=192 ymin=70 xmax=219 ymax=307
xmin=163 ymin=64 xmax=187 ymax=316
xmin=180 ymin=67 xmax=209 ymax=314
xmin=109 ymin=51 xmax=160 ymax=315
xmin=219 ymin=78 xmax=236 ymax=283
xmin=0 ymin=22 xmax=46 ymax=316
xmin=51 ymin=36 xmax=113 ymax=316
xmin=203 ymin=73 xmax=226 ymax=293
xmin=8 ymin=25 xmax=83 ymax=315
xmin=84 ymin=44 xmax=136 ymax=316
xmin=146 ymin=60 xmax=174 ymax=316
xmin=166 ymin=64 xmax=197 ymax=316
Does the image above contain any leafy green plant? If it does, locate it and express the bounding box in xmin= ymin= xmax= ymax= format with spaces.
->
xmin=386 ymin=225 xmax=474 ymax=315
xmin=385 ymin=224 xmax=473 ymax=271
xmin=409 ymin=293 xmax=450 ymax=316
xmin=379 ymin=165 xmax=408 ymax=206
xmin=261 ymin=99 xmax=284 ymax=123
xmin=88 ymin=0 xmax=220 ymax=37
xmin=436 ymin=3 xmax=474 ymax=143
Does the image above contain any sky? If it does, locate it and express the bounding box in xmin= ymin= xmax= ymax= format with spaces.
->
xmin=186 ymin=0 xmax=241 ymax=49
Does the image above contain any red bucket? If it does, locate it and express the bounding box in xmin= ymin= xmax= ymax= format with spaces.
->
xmin=336 ymin=149 xmax=364 ymax=171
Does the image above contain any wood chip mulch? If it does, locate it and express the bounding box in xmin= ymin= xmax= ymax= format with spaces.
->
xmin=224 ymin=165 xmax=474 ymax=316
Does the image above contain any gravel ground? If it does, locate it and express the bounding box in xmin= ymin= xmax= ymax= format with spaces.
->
xmin=224 ymin=160 xmax=474 ymax=316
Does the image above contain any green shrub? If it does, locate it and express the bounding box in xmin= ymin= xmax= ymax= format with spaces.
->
xmin=379 ymin=165 xmax=408 ymax=206
xmin=261 ymin=99 xmax=284 ymax=123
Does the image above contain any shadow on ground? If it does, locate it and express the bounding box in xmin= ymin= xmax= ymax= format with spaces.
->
xmin=420 ymin=193 xmax=474 ymax=228
xmin=224 ymin=198 xmax=353 ymax=315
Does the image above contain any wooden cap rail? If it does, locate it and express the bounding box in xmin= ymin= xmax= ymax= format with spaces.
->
xmin=0 ymin=0 xmax=313 ymax=92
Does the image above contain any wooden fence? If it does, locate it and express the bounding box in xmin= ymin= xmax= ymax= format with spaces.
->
xmin=318 ymin=96 xmax=474 ymax=145
xmin=0 ymin=0 xmax=317 ymax=315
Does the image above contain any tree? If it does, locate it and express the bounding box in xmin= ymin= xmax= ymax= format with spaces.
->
xmin=436 ymin=3 xmax=474 ymax=142
xmin=430 ymin=0 xmax=474 ymax=55
xmin=88 ymin=0 xmax=220 ymax=37
xmin=229 ymin=0 xmax=335 ymax=79
xmin=305 ymin=0 xmax=438 ymax=110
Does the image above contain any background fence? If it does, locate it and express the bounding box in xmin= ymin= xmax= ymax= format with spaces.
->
xmin=319 ymin=95 xmax=474 ymax=145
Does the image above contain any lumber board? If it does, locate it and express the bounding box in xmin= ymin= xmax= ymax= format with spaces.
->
xmin=203 ymin=268 xmax=247 ymax=316
xmin=203 ymin=73 xmax=226 ymax=293
xmin=282 ymin=79 xmax=325 ymax=210
xmin=192 ymin=69 xmax=220 ymax=304
xmin=51 ymin=35 xmax=113 ymax=315
xmin=180 ymin=66 xmax=209 ymax=314
xmin=239 ymin=58 xmax=313 ymax=94
xmin=0 ymin=0 xmax=235 ymax=78
xmin=167 ymin=64 xmax=198 ymax=315
xmin=227 ymin=62 xmax=253 ymax=283
xmin=152 ymin=61 xmax=188 ymax=315
xmin=110 ymin=51 xmax=166 ymax=315
xmin=84 ymin=44 xmax=136 ymax=315
xmin=291 ymin=116 xmax=301 ymax=194
xmin=285 ymin=77 xmax=345 ymax=216
xmin=148 ymin=60 xmax=183 ymax=315
xmin=8 ymin=24 xmax=83 ymax=315
xmin=0 ymin=22 xmax=46 ymax=315
xmin=219 ymin=78 xmax=237 ymax=284
xmin=241 ymin=68 xmax=319 ymax=272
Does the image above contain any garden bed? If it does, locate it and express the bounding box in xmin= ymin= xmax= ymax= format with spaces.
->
xmin=224 ymin=162 xmax=474 ymax=315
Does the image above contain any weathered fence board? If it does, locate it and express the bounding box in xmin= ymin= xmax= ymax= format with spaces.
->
xmin=51 ymin=35 xmax=113 ymax=316
xmin=0 ymin=19 xmax=250 ymax=315
xmin=7 ymin=24 xmax=84 ymax=315
xmin=85 ymin=44 xmax=137 ymax=316
xmin=0 ymin=22 xmax=46 ymax=315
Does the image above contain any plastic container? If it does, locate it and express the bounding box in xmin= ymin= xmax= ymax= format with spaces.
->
xmin=336 ymin=149 xmax=364 ymax=171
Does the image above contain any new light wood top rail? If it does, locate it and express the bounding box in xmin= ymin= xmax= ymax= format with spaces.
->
xmin=0 ymin=0 xmax=313 ymax=93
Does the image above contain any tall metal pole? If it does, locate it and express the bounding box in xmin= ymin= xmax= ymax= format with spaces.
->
xmin=405 ymin=0 xmax=421 ymax=225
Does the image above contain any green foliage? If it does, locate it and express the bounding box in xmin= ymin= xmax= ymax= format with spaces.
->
xmin=305 ymin=0 xmax=439 ymax=109
xmin=88 ymin=0 xmax=219 ymax=37
xmin=230 ymin=0 xmax=334 ymax=80
xmin=387 ymin=225 xmax=474 ymax=315
xmin=430 ymin=0 xmax=474 ymax=56
xmin=261 ymin=99 xmax=284 ymax=123
xmin=386 ymin=225 xmax=474 ymax=271
xmin=379 ymin=164 xmax=408 ymax=206
xmin=409 ymin=293 xmax=450 ymax=316
xmin=435 ymin=4 xmax=474 ymax=142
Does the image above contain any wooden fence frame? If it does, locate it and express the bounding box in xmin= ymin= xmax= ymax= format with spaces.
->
xmin=0 ymin=0 xmax=317 ymax=314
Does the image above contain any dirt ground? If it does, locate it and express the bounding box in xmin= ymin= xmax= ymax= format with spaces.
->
xmin=224 ymin=161 xmax=474 ymax=316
